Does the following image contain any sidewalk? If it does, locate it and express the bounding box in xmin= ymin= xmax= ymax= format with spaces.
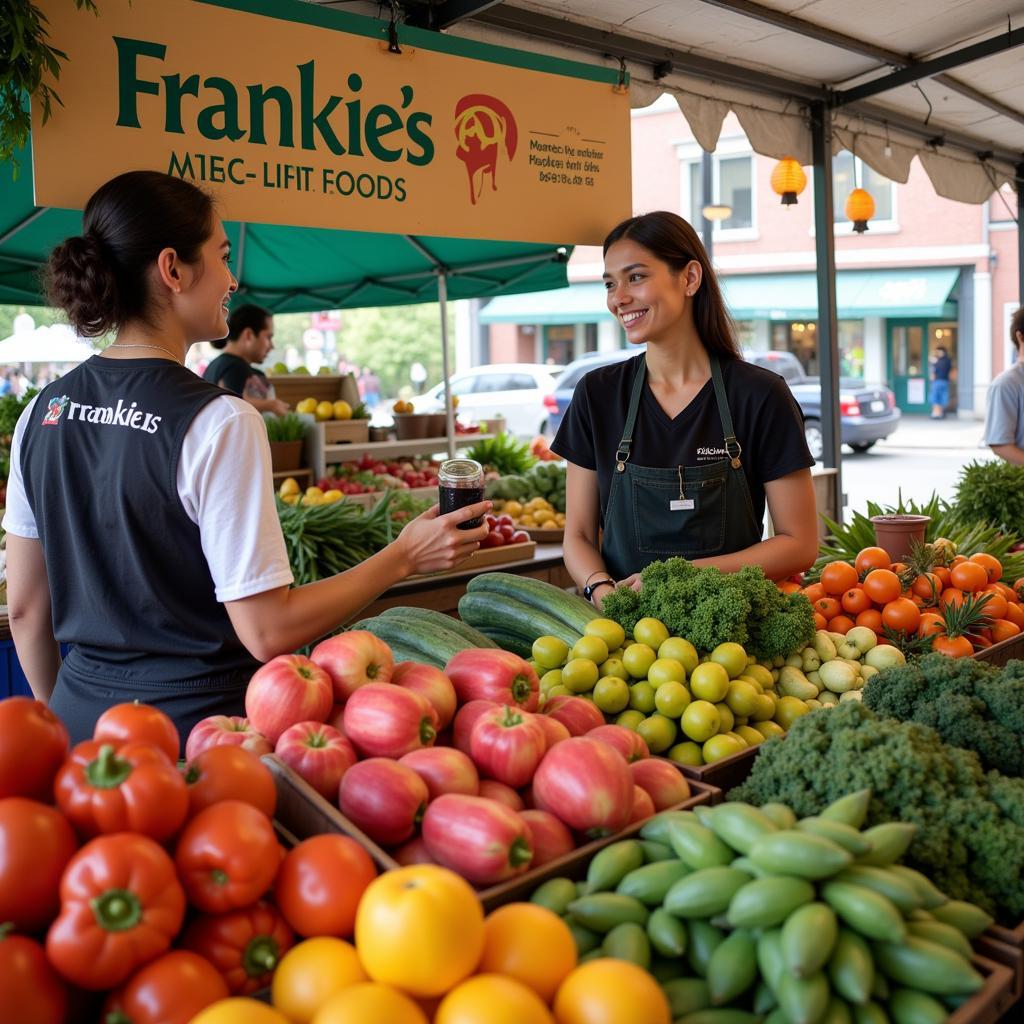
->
xmin=875 ymin=414 xmax=988 ymax=451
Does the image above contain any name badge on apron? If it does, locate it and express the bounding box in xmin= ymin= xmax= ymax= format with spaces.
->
xmin=670 ymin=466 xmax=695 ymax=511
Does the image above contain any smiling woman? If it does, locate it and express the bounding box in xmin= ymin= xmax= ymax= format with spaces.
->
xmin=550 ymin=211 xmax=819 ymax=606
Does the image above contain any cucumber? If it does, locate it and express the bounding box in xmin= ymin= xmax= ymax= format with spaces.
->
xmin=663 ymin=977 xmax=711 ymax=1018
xmin=352 ymin=617 xmax=453 ymax=668
xmin=873 ymin=937 xmax=983 ymax=996
xmin=617 ymin=860 xmax=690 ymax=905
xmin=727 ymin=875 xmax=816 ymax=930
xmin=531 ymin=878 xmax=576 ymax=916
xmin=379 ymin=605 xmax=497 ymax=648
xmin=664 ymin=867 xmax=753 ymax=919
xmin=928 ymin=899 xmax=993 ymax=938
xmin=458 ymin=591 xmax=580 ymax=647
xmin=637 ymin=839 xmax=675 ymax=863
xmin=822 ymin=882 xmax=906 ymax=943
xmin=707 ymin=929 xmax=758 ymax=1006
xmin=647 ymin=907 xmax=687 ymax=957
xmin=887 ymin=988 xmax=948 ymax=1024
xmin=640 ymin=809 xmax=698 ymax=846
xmin=707 ymin=803 xmax=779 ymax=854
xmin=477 ymin=628 xmax=535 ymax=659
xmin=856 ymin=823 xmax=918 ymax=866
xmin=836 ymin=865 xmax=923 ymax=914
xmin=777 ymin=970 xmax=830 ymax=1024
xmin=602 ymin=921 xmax=651 ymax=968
xmin=757 ymin=929 xmax=785 ymax=994
xmin=782 ymin=903 xmax=838 ymax=978
xmin=585 ymin=840 xmax=645 ymax=894
xmin=467 ymin=572 xmax=598 ymax=634
xmin=566 ymin=893 xmax=649 ymax=932
xmin=761 ymin=802 xmax=798 ymax=829
xmin=749 ymin=829 xmax=853 ymax=880
xmin=795 ymin=817 xmax=873 ymax=856
xmin=829 ymin=928 xmax=875 ymax=1005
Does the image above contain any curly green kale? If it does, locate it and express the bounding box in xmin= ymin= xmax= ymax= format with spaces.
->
xmin=601 ymin=557 xmax=814 ymax=659
xmin=730 ymin=701 xmax=1024 ymax=923
xmin=862 ymin=654 xmax=1024 ymax=776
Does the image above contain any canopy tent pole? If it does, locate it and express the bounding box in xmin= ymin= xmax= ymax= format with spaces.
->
xmin=438 ymin=271 xmax=457 ymax=461
xmin=811 ymin=100 xmax=843 ymax=523
xmin=1017 ymin=163 xmax=1024 ymax=304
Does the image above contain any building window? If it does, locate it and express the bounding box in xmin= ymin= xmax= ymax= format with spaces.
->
xmin=832 ymin=152 xmax=896 ymax=228
xmin=545 ymin=325 xmax=576 ymax=366
xmin=584 ymin=323 xmax=598 ymax=353
xmin=680 ymin=149 xmax=757 ymax=239
xmin=769 ymin=319 xmax=865 ymax=377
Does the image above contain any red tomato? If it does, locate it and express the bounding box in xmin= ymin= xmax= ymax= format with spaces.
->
xmin=310 ymin=631 xmax=394 ymax=704
xmin=103 ymin=951 xmax=228 ymax=1024
xmin=630 ymin=759 xmax=691 ymax=810
xmin=470 ymin=705 xmax=547 ymax=789
xmin=392 ymin=662 xmax=458 ymax=730
xmin=0 ymin=697 xmax=69 ymax=802
xmin=275 ymin=835 xmax=378 ymax=938
xmin=519 ymin=809 xmax=575 ymax=866
xmin=444 ymin=650 xmax=540 ymax=712
xmin=478 ymin=779 xmax=525 ymax=811
xmin=184 ymin=745 xmax=277 ymax=819
xmin=174 ymin=801 xmax=281 ymax=914
xmin=94 ymin=703 xmax=180 ymax=763
xmin=0 ymin=931 xmax=67 ymax=1024
xmin=181 ymin=902 xmax=294 ymax=995
xmin=854 ymin=609 xmax=883 ymax=633
xmin=813 ymin=598 xmax=841 ymax=621
xmin=399 ymin=747 xmax=480 ymax=800
xmin=840 ymin=588 xmax=871 ymax=616
xmin=422 ymin=794 xmax=534 ymax=885
xmin=0 ymin=798 xmax=77 ymax=932
xmin=46 ymin=833 xmax=186 ymax=990
xmin=339 ymin=758 xmax=429 ymax=848
xmin=587 ymin=724 xmax=650 ymax=764
xmin=343 ymin=684 xmax=438 ymax=759
xmin=452 ymin=700 xmax=500 ymax=756
xmin=510 ymin=531 xmax=531 ymax=545
xmin=274 ymin=720 xmax=357 ymax=800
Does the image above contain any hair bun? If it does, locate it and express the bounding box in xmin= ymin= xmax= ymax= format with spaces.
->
xmin=44 ymin=233 xmax=122 ymax=337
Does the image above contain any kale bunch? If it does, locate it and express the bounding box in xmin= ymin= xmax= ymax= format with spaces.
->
xmin=862 ymin=654 xmax=1024 ymax=776
xmin=601 ymin=557 xmax=815 ymax=659
xmin=730 ymin=701 xmax=1024 ymax=923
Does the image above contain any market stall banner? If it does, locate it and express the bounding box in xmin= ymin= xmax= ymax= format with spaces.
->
xmin=31 ymin=0 xmax=631 ymax=246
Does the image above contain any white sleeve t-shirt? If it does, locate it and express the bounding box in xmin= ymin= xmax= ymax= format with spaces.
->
xmin=3 ymin=393 xmax=294 ymax=602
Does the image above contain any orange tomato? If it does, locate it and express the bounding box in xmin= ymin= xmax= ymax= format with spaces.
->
xmin=813 ymin=612 xmax=828 ymax=631
xmin=1005 ymin=603 xmax=1024 ymax=630
xmin=814 ymin=598 xmax=841 ymax=621
xmin=889 ymin=562 xmax=909 ymax=575
xmin=933 ymin=567 xmax=952 ymax=588
xmin=993 ymin=582 xmax=1018 ymax=603
xmin=841 ymin=588 xmax=872 ymax=616
xmin=354 ymin=866 xmax=484 ymax=998
xmin=917 ymin=613 xmax=946 ymax=638
xmin=479 ymin=904 xmax=577 ymax=1003
xmin=992 ymin=620 xmax=1022 ymax=644
xmin=855 ymin=547 xmax=892 ymax=575
xmin=313 ymin=983 xmax=429 ymax=1024
xmin=980 ymin=588 xmax=1009 ymax=621
xmin=829 ymin=615 xmax=855 ymax=635
xmin=821 ymin=562 xmax=859 ymax=596
xmin=910 ymin=573 xmax=943 ymax=605
xmin=553 ymin=960 xmax=671 ymax=1024
xmin=950 ymin=561 xmax=989 ymax=593
xmin=801 ymin=583 xmax=826 ymax=604
xmin=855 ymin=609 xmax=884 ymax=633
xmin=863 ymin=569 xmax=902 ymax=606
xmin=436 ymin=975 xmax=554 ymax=1024
xmin=969 ymin=553 xmax=1003 ymax=584
xmin=940 ymin=588 xmax=965 ymax=609
xmin=778 ymin=582 xmax=801 ymax=594
xmin=881 ymin=598 xmax=921 ymax=634
xmin=932 ymin=635 xmax=974 ymax=658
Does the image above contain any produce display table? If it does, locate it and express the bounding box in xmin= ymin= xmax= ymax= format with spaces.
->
xmin=307 ymin=430 xmax=494 ymax=479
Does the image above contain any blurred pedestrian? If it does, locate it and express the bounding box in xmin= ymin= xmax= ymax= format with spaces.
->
xmin=930 ymin=345 xmax=952 ymax=419
xmin=984 ymin=307 xmax=1024 ymax=465
xmin=204 ymin=304 xmax=289 ymax=415
xmin=359 ymin=365 xmax=381 ymax=408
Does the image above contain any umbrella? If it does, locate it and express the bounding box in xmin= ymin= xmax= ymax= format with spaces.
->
xmin=0 ymin=322 xmax=96 ymax=364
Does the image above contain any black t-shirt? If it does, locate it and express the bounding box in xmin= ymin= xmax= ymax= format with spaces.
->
xmin=204 ymin=353 xmax=269 ymax=398
xmin=933 ymin=354 xmax=952 ymax=381
xmin=551 ymin=354 xmax=814 ymax=528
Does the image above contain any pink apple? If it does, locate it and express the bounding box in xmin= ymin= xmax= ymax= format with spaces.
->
xmin=393 ymin=836 xmax=436 ymax=866
xmin=311 ymin=630 xmax=394 ymax=703
xmin=399 ymin=747 xmax=479 ymax=799
xmin=184 ymin=716 xmax=273 ymax=763
xmin=588 ymin=724 xmax=650 ymax=763
xmin=392 ymin=662 xmax=457 ymax=729
xmin=244 ymin=655 xmax=333 ymax=744
xmin=533 ymin=714 xmax=571 ymax=750
xmin=452 ymin=700 xmax=499 ymax=756
xmin=629 ymin=784 xmax=657 ymax=824
xmin=343 ymin=684 xmax=437 ymax=759
xmin=275 ymin=721 xmax=357 ymax=799
xmin=477 ymin=779 xmax=524 ymax=811
xmin=542 ymin=695 xmax=604 ymax=736
xmin=326 ymin=704 xmax=347 ymax=733
xmin=470 ymin=705 xmax=547 ymax=789
xmin=630 ymin=759 xmax=691 ymax=810
xmin=338 ymin=758 xmax=429 ymax=848
xmin=520 ymin=809 xmax=575 ymax=866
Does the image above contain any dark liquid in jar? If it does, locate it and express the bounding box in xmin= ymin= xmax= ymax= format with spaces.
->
xmin=440 ymin=485 xmax=484 ymax=529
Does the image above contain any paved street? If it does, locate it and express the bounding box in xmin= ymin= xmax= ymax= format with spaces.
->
xmin=832 ymin=415 xmax=996 ymax=519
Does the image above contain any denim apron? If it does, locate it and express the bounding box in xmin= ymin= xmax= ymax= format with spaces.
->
xmin=600 ymin=354 xmax=763 ymax=581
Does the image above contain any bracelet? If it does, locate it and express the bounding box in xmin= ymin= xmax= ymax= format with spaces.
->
xmin=584 ymin=569 xmax=607 ymax=587
xmin=583 ymin=578 xmax=616 ymax=601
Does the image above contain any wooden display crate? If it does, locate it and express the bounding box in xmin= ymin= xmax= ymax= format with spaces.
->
xmin=267 ymin=373 xmax=360 ymax=410
xmin=976 ymin=930 xmax=1024 ymax=1001
xmin=677 ymin=741 xmax=763 ymax=796
xmin=308 ymin=431 xmax=493 ymax=478
xmin=343 ymin=485 xmax=439 ymax=511
xmin=262 ymin=754 xmax=718 ymax=911
xmin=973 ymin=632 xmax=1024 ymax=667
xmin=525 ymin=526 xmax=565 ymax=543
xmin=322 ymin=419 xmax=371 ymax=444
xmin=948 ymin=955 xmax=1015 ymax=1024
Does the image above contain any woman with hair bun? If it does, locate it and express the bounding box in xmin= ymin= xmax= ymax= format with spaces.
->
xmin=3 ymin=170 xmax=490 ymax=748
xmin=551 ymin=211 xmax=819 ymax=608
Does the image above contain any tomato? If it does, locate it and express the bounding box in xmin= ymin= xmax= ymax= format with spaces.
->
xmin=103 ymin=951 xmax=228 ymax=1024
xmin=55 ymin=739 xmax=189 ymax=843
xmin=185 ymin=716 xmax=273 ymax=763
xmin=444 ymin=650 xmax=540 ymax=712
xmin=933 ymin=566 xmax=952 ymax=588
xmin=969 ymin=552 xmax=1003 ymax=584
xmin=313 ymin=982 xmax=430 ymax=1024
xmin=436 ymin=974 xmax=554 ymax=1024
xmin=541 ymin=695 xmax=605 ymax=736
xmin=777 ymin=581 xmax=801 ymax=594
xmin=392 ymin=662 xmax=458 ymax=730
xmin=271 ymin=937 xmax=367 ymax=1024
xmin=245 ymin=655 xmax=334 ymax=745
xmin=801 ymin=582 xmax=826 ymax=604
xmin=980 ymin=588 xmax=1009 ymax=621
xmin=519 ymin=810 xmax=575 ymax=867
xmin=810 ymin=597 xmax=838 ymax=621
xmin=840 ymin=587 xmax=871 ymax=615
xmin=0 ymin=929 xmax=67 ymax=1024
xmin=812 ymin=612 xmax=827 ymax=630
xmin=992 ymin=620 xmax=1022 ymax=644
xmin=1006 ymin=603 xmax=1024 ymax=630
xmin=175 ymin=800 xmax=281 ymax=914
xmin=951 ymin=561 xmax=989 ymax=593
xmin=182 ymin=902 xmax=294 ymax=995
xmin=917 ymin=612 xmax=946 ymax=638
xmin=932 ymin=635 xmax=974 ymax=658
xmin=940 ymin=587 xmax=965 ymax=609
xmin=829 ymin=614 xmax=855 ymax=635
xmin=554 ymin=959 xmax=671 ymax=1024
xmin=994 ymin=581 xmax=1018 ymax=603
xmin=344 ymin=684 xmax=437 ymax=760
xmin=881 ymin=598 xmax=921 ymax=634
xmin=355 ymin=865 xmax=484 ymax=998
xmin=855 ymin=609 xmax=884 ymax=633
xmin=587 ymin=724 xmax=649 ymax=764
xmin=0 ymin=798 xmax=76 ymax=933
xmin=478 ymin=779 xmax=525 ymax=810
xmin=480 ymin=904 xmax=576 ymax=1002
xmin=184 ymin=744 xmax=277 ymax=819
xmin=854 ymin=547 xmax=892 ymax=574
xmin=1015 ymin=577 xmax=1024 ymax=600
xmin=863 ymin=568 xmax=902 ymax=605
xmin=275 ymin=835 xmax=377 ymax=939
xmin=910 ymin=573 xmax=943 ymax=604
xmin=94 ymin=702 xmax=180 ymax=762
xmin=0 ymin=697 xmax=69 ymax=801
xmin=820 ymin=561 xmax=859 ymax=596
xmin=190 ymin=998 xmax=290 ymax=1024
xmin=46 ymin=833 xmax=186 ymax=990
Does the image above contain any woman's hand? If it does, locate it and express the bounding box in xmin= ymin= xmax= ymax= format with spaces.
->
xmin=617 ymin=573 xmax=644 ymax=593
xmin=394 ymin=501 xmax=492 ymax=575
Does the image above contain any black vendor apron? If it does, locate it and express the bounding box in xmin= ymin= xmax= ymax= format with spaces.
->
xmin=601 ymin=354 xmax=762 ymax=581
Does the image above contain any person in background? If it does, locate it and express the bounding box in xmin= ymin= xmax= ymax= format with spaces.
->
xmin=930 ymin=345 xmax=953 ymax=420
xmin=204 ymin=304 xmax=289 ymax=415
xmin=984 ymin=306 xmax=1024 ymax=465
xmin=360 ymin=365 xmax=382 ymax=408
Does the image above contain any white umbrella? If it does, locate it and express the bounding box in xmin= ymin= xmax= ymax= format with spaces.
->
xmin=0 ymin=323 xmax=96 ymax=364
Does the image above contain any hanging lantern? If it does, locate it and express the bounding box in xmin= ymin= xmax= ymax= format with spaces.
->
xmin=770 ymin=157 xmax=807 ymax=206
xmin=845 ymin=188 xmax=876 ymax=233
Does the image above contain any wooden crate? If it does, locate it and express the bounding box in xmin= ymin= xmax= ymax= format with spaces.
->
xmin=677 ymin=742 xmax=762 ymax=797
xmin=973 ymin=633 xmax=1024 ymax=667
xmin=525 ymin=526 xmax=565 ymax=543
xmin=267 ymin=373 xmax=360 ymax=410
xmin=947 ymin=955 xmax=1015 ymax=1024
xmin=262 ymin=754 xmax=718 ymax=911
xmin=322 ymin=419 xmax=371 ymax=445
xmin=976 ymin=931 xmax=1024 ymax=1001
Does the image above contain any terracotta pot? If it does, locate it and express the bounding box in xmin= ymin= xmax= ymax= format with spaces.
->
xmin=870 ymin=514 xmax=931 ymax=562
xmin=394 ymin=413 xmax=431 ymax=440
xmin=269 ymin=440 xmax=303 ymax=472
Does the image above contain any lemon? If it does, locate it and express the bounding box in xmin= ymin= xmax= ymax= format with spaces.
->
xmin=599 ymin=658 xmax=630 ymax=682
xmin=774 ymin=696 xmax=810 ymax=731
xmin=305 ymin=486 xmax=324 ymax=497
xmin=540 ymin=670 xmax=563 ymax=692
xmin=333 ymin=400 xmax=353 ymax=420
xmin=322 ymin=489 xmax=344 ymax=503
xmin=315 ymin=401 xmax=334 ymax=421
xmin=702 ymin=733 xmax=746 ymax=763
xmin=533 ymin=636 xmax=569 ymax=670
xmin=725 ymin=680 xmax=760 ymax=717
xmin=628 ymin=681 xmax=657 ymax=713
xmin=710 ymin=642 xmax=749 ymax=680
xmin=503 ymin=501 xmax=523 ymax=518
xmin=658 ymin=637 xmax=699 ymax=675
xmin=653 ymin=680 xmax=690 ymax=718
xmin=648 ymin=658 xmax=686 ymax=688
xmin=561 ymin=658 xmax=599 ymax=694
xmin=633 ymin=618 xmax=670 ymax=650
xmin=715 ymin=703 xmax=735 ymax=733
xmin=615 ymin=709 xmax=647 ymax=731
xmin=534 ymin=510 xmax=555 ymax=525
xmin=689 ymin=662 xmax=730 ymax=703
xmin=278 ymin=477 xmax=300 ymax=498
xmin=296 ymin=397 xmax=318 ymax=415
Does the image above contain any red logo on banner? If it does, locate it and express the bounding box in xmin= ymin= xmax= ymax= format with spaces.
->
xmin=454 ymin=94 xmax=518 ymax=205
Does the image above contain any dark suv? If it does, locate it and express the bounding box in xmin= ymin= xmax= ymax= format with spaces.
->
xmin=544 ymin=348 xmax=901 ymax=459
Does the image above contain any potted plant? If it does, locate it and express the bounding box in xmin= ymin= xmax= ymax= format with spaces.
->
xmin=265 ymin=413 xmax=308 ymax=472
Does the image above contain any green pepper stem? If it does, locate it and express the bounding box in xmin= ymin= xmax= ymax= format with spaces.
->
xmin=85 ymin=744 xmax=133 ymax=789
xmin=244 ymin=936 xmax=280 ymax=977
xmin=90 ymin=888 xmax=143 ymax=932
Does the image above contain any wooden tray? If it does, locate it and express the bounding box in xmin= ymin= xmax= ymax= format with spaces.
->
xmin=973 ymin=632 xmax=1024 ymax=667
xmin=263 ymin=754 xmax=717 ymax=911
xmin=409 ymin=540 xmax=537 ymax=579
xmin=322 ymin=419 xmax=370 ymax=444
xmin=976 ymin=931 xmax=1024 ymax=1001
xmin=677 ymin=741 xmax=763 ymax=796
xmin=525 ymin=526 xmax=564 ymax=543
xmin=948 ymin=955 xmax=1015 ymax=1024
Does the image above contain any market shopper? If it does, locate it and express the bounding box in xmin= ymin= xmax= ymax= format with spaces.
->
xmin=3 ymin=170 xmax=490 ymax=746
xmin=930 ymin=344 xmax=953 ymax=419
xmin=203 ymin=302 xmax=290 ymax=415
xmin=983 ymin=305 xmax=1024 ymax=465
xmin=552 ymin=211 xmax=818 ymax=608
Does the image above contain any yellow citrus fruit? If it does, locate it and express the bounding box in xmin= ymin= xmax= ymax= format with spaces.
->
xmin=689 ymin=662 xmax=730 ymax=703
xmin=710 ymin=642 xmax=749 ymax=679
xmin=571 ymin=636 xmax=609 ymax=665
xmin=296 ymin=398 xmax=318 ymax=415
xmin=278 ymin=477 xmax=300 ymax=498
xmin=272 ymin=938 xmax=367 ymax=1024
xmin=628 ymin=681 xmax=657 ymax=714
xmin=615 ymin=709 xmax=646 ymax=731
xmin=636 ymin=713 xmax=677 ymax=754
xmin=191 ymin=1000 xmax=290 ymax=1024
xmin=714 ymin=702 xmax=735 ymax=733
xmin=774 ymin=696 xmax=810 ymax=731
xmin=681 ymin=700 xmax=721 ymax=743
xmin=725 ymin=680 xmax=760 ymax=718
xmin=322 ymin=489 xmax=344 ymax=504
xmin=598 ymin=658 xmax=629 ymax=681
xmin=436 ymin=974 xmax=554 ymax=1024
xmin=633 ymin=618 xmax=670 ymax=650
xmin=647 ymin=658 xmax=686 ymax=688
xmin=754 ymin=719 xmax=787 ymax=740
xmin=593 ymin=677 xmax=630 ymax=714
xmin=332 ymin=400 xmax=353 ymax=420
xmin=702 ymin=733 xmax=746 ymax=763
xmin=561 ymin=658 xmax=599 ymax=694
xmin=658 ymin=637 xmax=699 ymax=675
xmin=667 ymin=741 xmax=704 ymax=766
xmin=315 ymin=401 xmax=334 ymax=421
xmin=653 ymin=680 xmax=690 ymax=718
xmin=311 ymin=983 xmax=428 ymax=1024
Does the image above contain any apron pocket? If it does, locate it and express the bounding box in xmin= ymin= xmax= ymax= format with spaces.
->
xmin=630 ymin=472 xmax=728 ymax=558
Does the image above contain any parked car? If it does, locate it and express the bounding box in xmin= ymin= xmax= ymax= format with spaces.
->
xmin=412 ymin=363 xmax=561 ymax=437
xmin=545 ymin=347 xmax=900 ymax=459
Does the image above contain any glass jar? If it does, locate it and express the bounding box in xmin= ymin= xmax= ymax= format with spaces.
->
xmin=438 ymin=458 xmax=485 ymax=530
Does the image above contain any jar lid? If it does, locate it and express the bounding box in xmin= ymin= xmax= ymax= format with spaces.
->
xmin=439 ymin=458 xmax=483 ymax=482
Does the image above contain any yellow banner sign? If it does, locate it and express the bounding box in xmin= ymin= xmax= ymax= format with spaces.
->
xmin=31 ymin=0 xmax=631 ymax=245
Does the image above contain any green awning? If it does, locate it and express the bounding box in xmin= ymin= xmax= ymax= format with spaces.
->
xmin=478 ymin=267 xmax=960 ymax=326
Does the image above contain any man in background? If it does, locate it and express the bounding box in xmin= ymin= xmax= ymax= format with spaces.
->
xmin=983 ymin=307 xmax=1024 ymax=465
xmin=930 ymin=345 xmax=953 ymax=420
xmin=204 ymin=304 xmax=289 ymax=416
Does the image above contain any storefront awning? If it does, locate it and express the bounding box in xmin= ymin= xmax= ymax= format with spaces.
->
xmin=480 ymin=267 xmax=960 ymax=326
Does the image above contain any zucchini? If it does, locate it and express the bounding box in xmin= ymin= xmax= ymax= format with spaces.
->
xmin=379 ymin=606 xmax=497 ymax=648
xmin=467 ymin=572 xmax=598 ymax=634
xmin=477 ymin=629 xmax=535 ymax=659
xmin=373 ymin=610 xmax=479 ymax=656
xmin=352 ymin=616 xmax=458 ymax=669
xmin=458 ymin=591 xmax=580 ymax=647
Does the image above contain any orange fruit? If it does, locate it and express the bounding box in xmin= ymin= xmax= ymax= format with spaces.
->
xmin=969 ymin=553 xmax=1003 ymax=584
xmin=855 ymin=547 xmax=892 ymax=574
xmin=553 ymin=960 xmax=670 ymax=1024
xmin=863 ymin=569 xmax=901 ymax=606
xmin=312 ymin=983 xmax=428 ymax=1024
xmin=950 ymin=561 xmax=989 ymax=594
xmin=436 ymin=975 xmax=554 ymax=1024
xmin=821 ymin=561 xmax=859 ymax=596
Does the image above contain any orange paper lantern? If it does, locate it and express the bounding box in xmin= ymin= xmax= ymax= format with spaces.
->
xmin=770 ymin=157 xmax=807 ymax=206
xmin=845 ymin=188 xmax=876 ymax=233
